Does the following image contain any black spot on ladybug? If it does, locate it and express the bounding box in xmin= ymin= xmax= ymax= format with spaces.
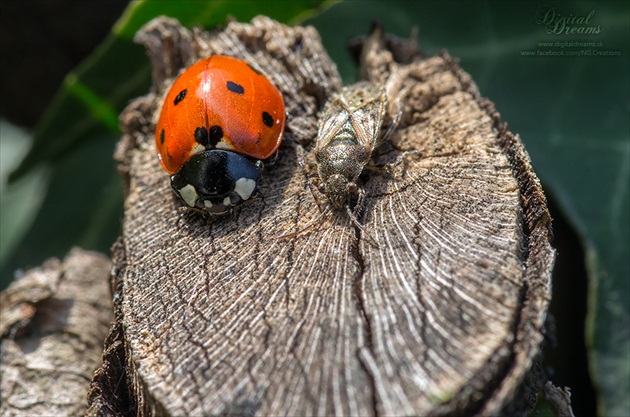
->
xmin=194 ymin=127 xmax=209 ymax=146
xmin=246 ymin=63 xmax=262 ymax=76
xmin=227 ymin=81 xmax=245 ymax=95
xmin=174 ymin=89 xmax=187 ymax=105
xmin=262 ymin=112 xmax=274 ymax=128
xmin=195 ymin=126 xmax=223 ymax=148
xmin=209 ymin=125 xmax=223 ymax=147
xmin=160 ymin=129 xmax=165 ymax=145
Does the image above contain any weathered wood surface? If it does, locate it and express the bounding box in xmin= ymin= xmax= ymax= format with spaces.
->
xmin=90 ymin=16 xmax=554 ymax=416
xmin=0 ymin=248 xmax=112 ymax=416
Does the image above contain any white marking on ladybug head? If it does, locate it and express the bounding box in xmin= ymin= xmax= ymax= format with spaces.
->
xmin=234 ymin=178 xmax=256 ymax=200
xmin=203 ymin=200 xmax=213 ymax=208
xmin=178 ymin=184 xmax=198 ymax=207
xmin=215 ymin=141 xmax=231 ymax=151
xmin=191 ymin=143 xmax=205 ymax=156
xmin=223 ymin=197 xmax=232 ymax=207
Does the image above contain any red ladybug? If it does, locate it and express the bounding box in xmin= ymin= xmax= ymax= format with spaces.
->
xmin=155 ymin=55 xmax=286 ymax=216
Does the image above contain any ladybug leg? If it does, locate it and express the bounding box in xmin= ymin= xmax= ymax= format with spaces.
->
xmin=365 ymin=148 xmax=420 ymax=173
xmin=175 ymin=205 xmax=206 ymax=229
xmin=238 ymin=193 xmax=262 ymax=212
xmin=265 ymin=151 xmax=280 ymax=167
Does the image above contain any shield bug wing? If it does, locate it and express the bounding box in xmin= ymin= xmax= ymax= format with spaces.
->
xmin=340 ymin=82 xmax=388 ymax=151
xmin=315 ymin=96 xmax=350 ymax=151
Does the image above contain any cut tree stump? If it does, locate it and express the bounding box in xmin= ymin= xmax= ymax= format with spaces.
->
xmin=88 ymin=16 xmax=555 ymax=416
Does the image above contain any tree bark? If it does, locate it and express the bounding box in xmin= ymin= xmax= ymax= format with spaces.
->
xmin=88 ymin=16 xmax=555 ymax=416
xmin=1 ymin=248 xmax=112 ymax=416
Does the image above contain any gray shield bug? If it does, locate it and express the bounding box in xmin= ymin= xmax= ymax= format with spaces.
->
xmin=315 ymin=81 xmax=388 ymax=210
xmin=312 ymin=80 xmax=402 ymax=243
xmin=280 ymin=81 xmax=399 ymax=243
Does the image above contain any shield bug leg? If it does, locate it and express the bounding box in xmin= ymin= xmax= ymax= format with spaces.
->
xmin=295 ymin=143 xmax=328 ymax=213
xmin=308 ymin=177 xmax=328 ymax=213
xmin=346 ymin=189 xmax=379 ymax=247
xmin=366 ymin=93 xmax=416 ymax=174
xmin=275 ymin=144 xmax=329 ymax=242
xmin=366 ymin=146 xmax=421 ymax=172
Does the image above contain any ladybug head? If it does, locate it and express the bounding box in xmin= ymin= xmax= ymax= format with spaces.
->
xmin=170 ymin=150 xmax=263 ymax=217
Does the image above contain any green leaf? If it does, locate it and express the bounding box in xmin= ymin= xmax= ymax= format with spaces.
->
xmin=305 ymin=1 xmax=629 ymax=415
xmin=113 ymin=0 xmax=328 ymax=40
xmin=1 ymin=132 xmax=124 ymax=288
xmin=0 ymin=121 xmax=46 ymax=285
